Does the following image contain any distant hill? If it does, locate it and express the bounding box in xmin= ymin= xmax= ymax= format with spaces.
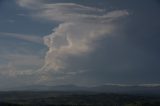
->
xmin=4 ymin=84 xmax=160 ymax=95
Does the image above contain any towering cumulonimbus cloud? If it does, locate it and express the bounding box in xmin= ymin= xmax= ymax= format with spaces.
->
xmin=16 ymin=0 xmax=129 ymax=72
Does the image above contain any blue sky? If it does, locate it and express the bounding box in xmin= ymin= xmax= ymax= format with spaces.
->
xmin=0 ymin=0 xmax=160 ymax=89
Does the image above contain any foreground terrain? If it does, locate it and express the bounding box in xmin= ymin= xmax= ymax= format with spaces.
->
xmin=0 ymin=91 xmax=160 ymax=106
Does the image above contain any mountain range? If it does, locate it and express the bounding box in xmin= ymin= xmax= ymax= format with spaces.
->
xmin=5 ymin=84 xmax=160 ymax=95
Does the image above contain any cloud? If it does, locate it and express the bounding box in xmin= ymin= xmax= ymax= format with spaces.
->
xmin=40 ymin=5 xmax=128 ymax=72
xmin=0 ymin=54 xmax=43 ymax=77
xmin=35 ymin=3 xmax=128 ymax=22
xmin=0 ymin=32 xmax=43 ymax=77
xmin=16 ymin=0 xmax=128 ymax=80
xmin=104 ymin=83 xmax=160 ymax=87
xmin=16 ymin=0 xmax=43 ymax=9
xmin=0 ymin=32 xmax=43 ymax=44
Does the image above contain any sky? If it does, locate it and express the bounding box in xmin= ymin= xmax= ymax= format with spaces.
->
xmin=0 ymin=0 xmax=160 ymax=89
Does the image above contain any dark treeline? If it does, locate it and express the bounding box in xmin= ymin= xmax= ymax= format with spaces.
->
xmin=0 ymin=92 xmax=160 ymax=106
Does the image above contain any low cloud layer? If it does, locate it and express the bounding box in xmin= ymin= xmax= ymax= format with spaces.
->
xmin=0 ymin=54 xmax=43 ymax=77
xmin=17 ymin=0 xmax=128 ymax=73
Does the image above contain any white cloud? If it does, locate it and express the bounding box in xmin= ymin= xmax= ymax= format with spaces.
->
xmin=8 ymin=19 xmax=15 ymax=23
xmin=0 ymin=32 xmax=43 ymax=44
xmin=35 ymin=3 xmax=128 ymax=22
xmin=16 ymin=0 xmax=128 ymax=80
xmin=40 ymin=4 xmax=128 ymax=72
xmin=16 ymin=0 xmax=43 ymax=9
xmin=41 ymin=22 xmax=116 ymax=71
xmin=0 ymin=54 xmax=43 ymax=77
xmin=0 ymin=32 xmax=44 ymax=77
